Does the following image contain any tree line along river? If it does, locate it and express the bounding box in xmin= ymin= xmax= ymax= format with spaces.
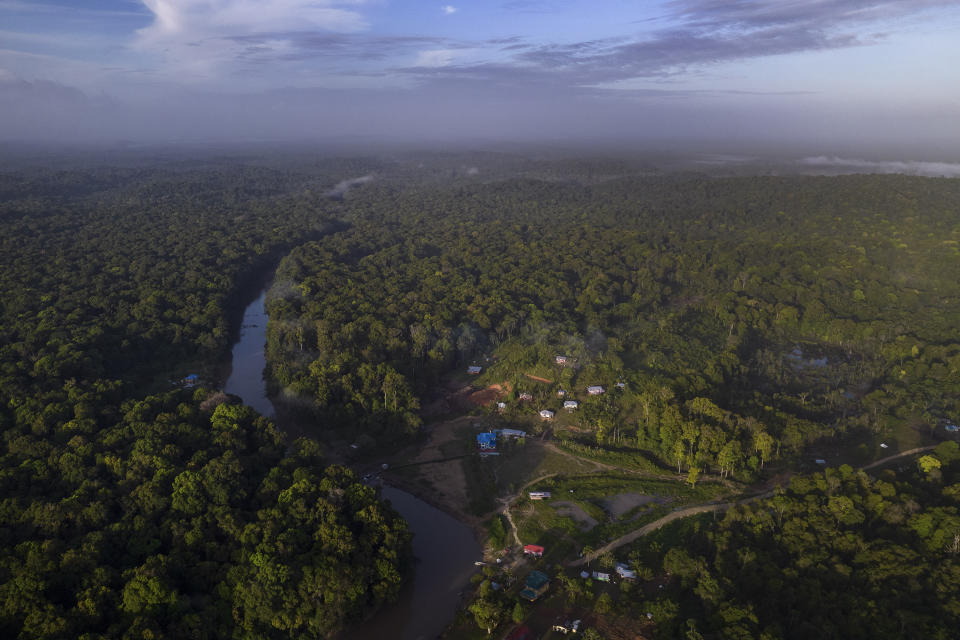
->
xmin=224 ymin=283 xmax=481 ymax=640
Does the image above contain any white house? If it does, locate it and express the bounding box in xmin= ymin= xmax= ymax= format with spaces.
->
xmin=500 ymin=428 xmax=527 ymax=438
xmin=529 ymin=491 xmax=551 ymax=500
xmin=467 ymin=365 xmax=482 ymax=375
xmin=555 ymin=355 xmax=569 ymax=365
xmin=587 ymin=385 xmax=605 ymax=395
xmin=564 ymin=400 xmax=579 ymax=410
xmin=616 ymin=563 xmax=637 ymax=580
xmin=539 ymin=409 xmax=555 ymax=420
xmin=519 ymin=392 xmax=533 ymax=401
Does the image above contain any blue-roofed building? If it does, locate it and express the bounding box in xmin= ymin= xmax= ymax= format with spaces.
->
xmin=477 ymin=432 xmax=497 ymax=450
xmin=520 ymin=570 xmax=550 ymax=601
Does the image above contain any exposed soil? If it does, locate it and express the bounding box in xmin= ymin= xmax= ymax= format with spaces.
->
xmin=426 ymin=381 xmax=510 ymax=415
xmin=405 ymin=416 xmax=473 ymax=521
xmin=467 ymin=385 xmax=503 ymax=407
xmin=525 ymin=374 xmax=553 ymax=384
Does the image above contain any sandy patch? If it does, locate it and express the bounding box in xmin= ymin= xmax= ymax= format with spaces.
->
xmin=552 ymin=501 xmax=599 ymax=530
xmin=401 ymin=416 xmax=474 ymax=521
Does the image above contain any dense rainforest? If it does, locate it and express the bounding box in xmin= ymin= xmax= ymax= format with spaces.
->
xmin=0 ymin=156 xmax=412 ymax=639
xmin=265 ymin=173 xmax=960 ymax=477
xmin=3 ymin=150 xmax=960 ymax=639
xmin=622 ymin=442 xmax=960 ymax=640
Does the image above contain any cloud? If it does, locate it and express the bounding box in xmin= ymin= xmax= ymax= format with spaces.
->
xmin=399 ymin=0 xmax=958 ymax=91
xmin=664 ymin=0 xmax=958 ymax=31
xmin=800 ymin=156 xmax=960 ymax=177
xmin=415 ymin=49 xmax=457 ymax=68
xmin=138 ymin=0 xmax=368 ymax=39
xmin=326 ymin=174 xmax=373 ymax=198
xmin=113 ymin=0 xmax=960 ymax=96
xmin=131 ymin=0 xmax=371 ymax=84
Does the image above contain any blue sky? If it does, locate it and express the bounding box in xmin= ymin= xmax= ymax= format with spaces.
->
xmin=2 ymin=0 xmax=960 ymax=148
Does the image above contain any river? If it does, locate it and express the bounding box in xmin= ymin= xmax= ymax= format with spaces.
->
xmin=225 ymin=284 xmax=481 ymax=640
xmin=224 ymin=290 xmax=276 ymax=418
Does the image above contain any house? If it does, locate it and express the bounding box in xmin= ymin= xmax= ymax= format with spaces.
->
xmin=555 ymin=355 xmax=569 ymax=365
xmin=520 ymin=570 xmax=550 ymax=601
xmin=616 ymin=563 xmax=637 ymax=581
xmin=552 ymin=619 xmax=581 ymax=635
xmin=557 ymin=389 xmax=566 ymax=397
xmin=814 ymin=458 xmax=826 ymax=465
xmin=946 ymin=424 xmax=959 ymax=433
xmin=587 ymin=385 xmax=605 ymax=395
xmin=467 ymin=365 xmax=482 ymax=375
xmin=497 ymin=402 xmax=507 ymax=411
xmin=477 ymin=432 xmax=497 ymax=450
xmin=591 ymin=571 xmax=611 ymax=582
xmin=616 ymin=381 xmax=626 ymax=389
xmin=500 ymin=428 xmax=527 ymax=438
xmin=539 ymin=409 xmax=555 ymax=420
xmin=529 ymin=491 xmax=551 ymax=500
xmin=183 ymin=374 xmax=199 ymax=388
xmin=519 ymin=392 xmax=533 ymax=401
xmin=564 ymin=400 xmax=579 ymax=410
xmin=523 ymin=544 xmax=544 ymax=558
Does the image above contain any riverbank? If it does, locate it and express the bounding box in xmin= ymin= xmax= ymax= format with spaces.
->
xmin=223 ymin=282 xmax=484 ymax=640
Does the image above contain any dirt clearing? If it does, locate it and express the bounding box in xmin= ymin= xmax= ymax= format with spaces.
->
xmin=525 ymin=374 xmax=553 ymax=384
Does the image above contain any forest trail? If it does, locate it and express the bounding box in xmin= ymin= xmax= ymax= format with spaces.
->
xmin=568 ymin=444 xmax=939 ymax=567
xmin=860 ymin=445 xmax=936 ymax=470
xmin=498 ymin=471 xmax=561 ymax=549
xmin=495 ymin=440 xmax=733 ymax=555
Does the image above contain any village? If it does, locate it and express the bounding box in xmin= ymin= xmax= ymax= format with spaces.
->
xmin=364 ymin=350 xmax=724 ymax=640
xmin=357 ymin=340 xmax=951 ymax=640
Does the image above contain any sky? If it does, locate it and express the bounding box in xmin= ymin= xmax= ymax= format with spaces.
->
xmin=2 ymin=0 xmax=960 ymax=151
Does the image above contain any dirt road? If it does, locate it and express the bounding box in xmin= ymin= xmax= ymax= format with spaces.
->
xmin=569 ymin=444 xmax=938 ymax=567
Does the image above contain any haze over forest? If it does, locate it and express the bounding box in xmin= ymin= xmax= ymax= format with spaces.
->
xmin=2 ymin=0 xmax=960 ymax=158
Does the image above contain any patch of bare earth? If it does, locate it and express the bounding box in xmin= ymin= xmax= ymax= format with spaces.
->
xmin=408 ymin=416 xmax=472 ymax=519
xmin=525 ymin=374 xmax=553 ymax=383
xmin=431 ymin=381 xmax=509 ymax=413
